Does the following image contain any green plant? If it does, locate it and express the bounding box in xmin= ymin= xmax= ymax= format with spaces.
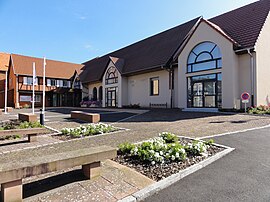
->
xmin=118 ymin=142 xmax=135 ymax=154
xmin=185 ymin=140 xmax=209 ymax=156
xmin=205 ymin=139 xmax=214 ymax=145
xmin=61 ymin=123 xmax=118 ymax=138
xmin=159 ymin=132 xmax=178 ymax=143
xmin=18 ymin=121 xmax=43 ymax=129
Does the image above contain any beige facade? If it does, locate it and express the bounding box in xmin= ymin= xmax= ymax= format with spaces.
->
xmin=255 ymin=12 xmax=270 ymax=106
xmin=178 ymin=21 xmax=239 ymax=109
xmin=126 ymin=70 xmax=171 ymax=108
xmin=84 ymin=17 xmax=270 ymax=110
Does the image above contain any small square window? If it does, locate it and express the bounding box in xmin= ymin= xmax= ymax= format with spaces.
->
xmin=150 ymin=77 xmax=159 ymax=96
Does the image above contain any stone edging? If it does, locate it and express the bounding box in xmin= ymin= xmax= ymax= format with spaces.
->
xmin=0 ymin=126 xmax=129 ymax=155
xmin=119 ymin=142 xmax=234 ymax=202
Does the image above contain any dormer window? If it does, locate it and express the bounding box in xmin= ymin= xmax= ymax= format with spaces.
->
xmin=105 ymin=66 xmax=118 ymax=85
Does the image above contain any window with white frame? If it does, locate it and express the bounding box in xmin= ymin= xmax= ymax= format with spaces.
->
xmin=23 ymin=77 xmax=37 ymax=85
xmin=150 ymin=77 xmax=159 ymax=96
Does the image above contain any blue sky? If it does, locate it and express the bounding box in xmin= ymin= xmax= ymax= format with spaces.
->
xmin=0 ymin=0 xmax=257 ymax=64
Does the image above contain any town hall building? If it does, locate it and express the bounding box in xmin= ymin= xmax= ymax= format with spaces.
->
xmin=79 ymin=0 xmax=270 ymax=111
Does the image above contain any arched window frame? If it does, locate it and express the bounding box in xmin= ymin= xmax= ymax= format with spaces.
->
xmin=187 ymin=42 xmax=222 ymax=73
xmin=93 ymin=87 xmax=97 ymax=101
xmin=105 ymin=66 xmax=118 ymax=85
xmin=98 ymin=86 xmax=103 ymax=101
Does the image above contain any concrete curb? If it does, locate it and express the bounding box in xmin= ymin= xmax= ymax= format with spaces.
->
xmin=119 ymin=145 xmax=234 ymax=202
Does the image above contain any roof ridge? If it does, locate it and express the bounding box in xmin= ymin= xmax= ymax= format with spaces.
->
xmin=83 ymin=17 xmax=201 ymax=64
xmin=209 ymin=0 xmax=260 ymax=21
xmin=11 ymin=53 xmax=82 ymax=66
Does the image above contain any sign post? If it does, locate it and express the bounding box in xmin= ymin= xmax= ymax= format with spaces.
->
xmin=241 ymin=92 xmax=250 ymax=113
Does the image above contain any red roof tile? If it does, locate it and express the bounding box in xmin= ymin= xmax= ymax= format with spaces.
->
xmin=11 ymin=54 xmax=83 ymax=79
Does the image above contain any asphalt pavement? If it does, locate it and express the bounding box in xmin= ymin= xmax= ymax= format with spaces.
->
xmin=144 ymin=126 xmax=270 ymax=202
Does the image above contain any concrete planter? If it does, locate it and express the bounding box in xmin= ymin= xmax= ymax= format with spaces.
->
xmin=0 ymin=127 xmax=49 ymax=137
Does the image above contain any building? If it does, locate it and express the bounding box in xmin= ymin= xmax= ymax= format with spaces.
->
xmin=0 ymin=53 xmax=10 ymax=109
xmin=7 ymin=54 xmax=83 ymax=108
xmin=79 ymin=0 xmax=270 ymax=110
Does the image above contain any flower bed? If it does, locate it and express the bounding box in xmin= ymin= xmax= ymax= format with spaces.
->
xmin=0 ymin=120 xmax=43 ymax=131
xmin=248 ymin=105 xmax=270 ymax=114
xmin=114 ymin=132 xmax=223 ymax=181
xmin=54 ymin=123 xmax=120 ymax=140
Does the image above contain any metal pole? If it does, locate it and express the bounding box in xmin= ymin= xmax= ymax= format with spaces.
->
xmin=32 ymin=62 xmax=35 ymax=114
xmin=4 ymin=71 xmax=7 ymax=114
xmin=40 ymin=57 xmax=46 ymax=125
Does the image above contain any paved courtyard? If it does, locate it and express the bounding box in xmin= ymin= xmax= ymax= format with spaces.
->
xmin=1 ymin=107 xmax=270 ymax=201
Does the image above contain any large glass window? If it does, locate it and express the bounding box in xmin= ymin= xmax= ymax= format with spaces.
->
xmin=150 ymin=77 xmax=159 ymax=96
xmin=105 ymin=66 xmax=118 ymax=85
xmin=187 ymin=73 xmax=222 ymax=108
xmin=187 ymin=42 xmax=222 ymax=73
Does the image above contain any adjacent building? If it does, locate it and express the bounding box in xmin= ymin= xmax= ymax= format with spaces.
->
xmin=0 ymin=53 xmax=9 ymax=108
xmin=79 ymin=0 xmax=270 ymax=110
xmin=7 ymin=54 xmax=83 ymax=108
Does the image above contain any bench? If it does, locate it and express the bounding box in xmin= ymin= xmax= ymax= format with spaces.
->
xmin=18 ymin=113 xmax=37 ymax=122
xmin=149 ymin=102 xmax=168 ymax=108
xmin=0 ymin=145 xmax=117 ymax=202
xmin=0 ymin=128 xmax=48 ymax=143
xmin=71 ymin=111 xmax=100 ymax=123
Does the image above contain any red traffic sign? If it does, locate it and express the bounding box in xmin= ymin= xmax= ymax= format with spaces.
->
xmin=241 ymin=92 xmax=250 ymax=100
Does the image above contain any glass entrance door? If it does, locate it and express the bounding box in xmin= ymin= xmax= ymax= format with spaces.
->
xmin=106 ymin=87 xmax=118 ymax=107
xmin=192 ymin=80 xmax=216 ymax=108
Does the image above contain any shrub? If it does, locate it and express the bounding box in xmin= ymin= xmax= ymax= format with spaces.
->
xmin=118 ymin=134 xmax=213 ymax=166
xmin=118 ymin=142 xmax=135 ymax=154
xmin=159 ymin=132 xmax=178 ymax=143
xmin=185 ymin=140 xmax=209 ymax=156
xmin=18 ymin=121 xmax=43 ymax=129
xmin=61 ymin=123 xmax=118 ymax=138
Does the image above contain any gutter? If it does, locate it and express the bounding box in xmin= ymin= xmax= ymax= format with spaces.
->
xmin=247 ymin=48 xmax=255 ymax=107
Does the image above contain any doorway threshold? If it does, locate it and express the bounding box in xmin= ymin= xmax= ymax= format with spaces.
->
xmin=182 ymin=108 xmax=219 ymax=113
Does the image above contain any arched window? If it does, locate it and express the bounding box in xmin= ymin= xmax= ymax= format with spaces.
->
xmin=187 ymin=42 xmax=222 ymax=73
xmin=93 ymin=87 xmax=97 ymax=101
xmin=98 ymin=86 xmax=103 ymax=101
xmin=105 ymin=66 xmax=118 ymax=85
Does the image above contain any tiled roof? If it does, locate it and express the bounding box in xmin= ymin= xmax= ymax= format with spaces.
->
xmin=80 ymin=0 xmax=270 ymax=83
xmin=11 ymin=54 xmax=83 ymax=79
xmin=79 ymin=17 xmax=200 ymax=83
xmin=0 ymin=52 xmax=10 ymax=72
xmin=210 ymin=0 xmax=270 ymax=49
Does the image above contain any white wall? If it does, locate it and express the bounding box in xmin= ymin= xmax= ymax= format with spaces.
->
xmin=127 ymin=70 xmax=171 ymax=108
xmin=88 ymin=82 xmax=102 ymax=100
xmin=102 ymin=61 xmax=122 ymax=107
xmin=178 ymin=21 xmax=239 ymax=109
xmin=255 ymin=12 xmax=270 ymax=106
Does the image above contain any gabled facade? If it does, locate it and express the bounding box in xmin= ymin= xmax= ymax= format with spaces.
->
xmin=80 ymin=0 xmax=270 ymax=110
xmin=8 ymin=54 xmax=83 ymax=108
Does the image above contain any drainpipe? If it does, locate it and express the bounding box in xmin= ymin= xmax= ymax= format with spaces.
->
xmin=162 ymin=65 xmax=173 ymax=108
xmin=247 ymin=49 xmax=254 ymax=107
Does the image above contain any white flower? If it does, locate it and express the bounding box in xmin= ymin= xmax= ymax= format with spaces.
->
xmin=151 ymin=161 xmax=155 ymax=165
xmin=154 ymin=152 xmax=160 ymax=158
xmin=171 ymin=155 xmax=175 ymax=161
xmin=159 ymin=151 xmax=164 ymax=155
xmin=175 ymin=152 xmax=180 ymax=158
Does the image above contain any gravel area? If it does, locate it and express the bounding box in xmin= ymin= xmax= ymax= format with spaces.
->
xmin=114 ymin=138 xmax=223 ymax=181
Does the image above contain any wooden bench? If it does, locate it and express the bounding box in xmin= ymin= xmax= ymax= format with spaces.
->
xmin=71 ymin=111 xmax=100 ymax=123
xmin=18 ymin=113 xmax=37 ymax=122
xmin=0 ymin=128 xmax=48 ymax=143
xmin=0 ymin=145 xmax=117 ymax=202
xmin=149 ymin=102 xmax=168 ymax=108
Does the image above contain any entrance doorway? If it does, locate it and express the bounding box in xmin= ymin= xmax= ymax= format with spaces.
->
xmin=106 ymin=87 xmax=118 ymax=107
xmin=192 ymin=80 xmax=216 ymax=107
xmin=188 ymin=73 xmax=222 ymax=108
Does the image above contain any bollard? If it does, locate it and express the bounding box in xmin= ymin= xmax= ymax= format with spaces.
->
xmin=40 ymin=109 xmax=44 ymax=125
